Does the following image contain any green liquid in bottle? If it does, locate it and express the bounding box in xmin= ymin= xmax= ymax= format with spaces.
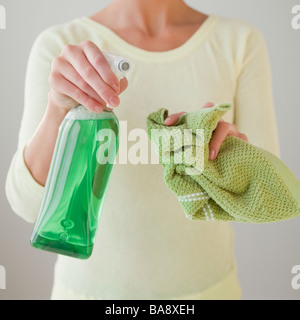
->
xmin=31 ymin=106 xmax=119 ymax=260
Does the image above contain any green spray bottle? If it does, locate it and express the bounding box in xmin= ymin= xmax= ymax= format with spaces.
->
xmin=30 ymin=52 xmax=131 ymax=260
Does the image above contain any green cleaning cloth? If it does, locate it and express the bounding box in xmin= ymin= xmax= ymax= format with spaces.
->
xmin=146 ymin=103 xmax=300 ymax=223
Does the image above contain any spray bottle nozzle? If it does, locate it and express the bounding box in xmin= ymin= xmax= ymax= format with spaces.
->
xmin=118 ymin=60 xmax=130 ymax=73
xmin=102 ymin=52 xmax=131 ymax=110
xmin=103 ymin=52 xmax=131 ymax=79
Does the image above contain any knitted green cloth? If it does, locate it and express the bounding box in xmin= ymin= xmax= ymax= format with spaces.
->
xmin=146 ymin=104 xmax=300 ymax=223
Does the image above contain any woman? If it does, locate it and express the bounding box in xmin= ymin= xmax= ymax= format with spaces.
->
xmin=6 ymin=0 xmax=280 ymax=300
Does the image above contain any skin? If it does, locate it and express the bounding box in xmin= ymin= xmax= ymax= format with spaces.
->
xmin=165 ymin=102 xmax=248 ymax=160
xmin=24 ymin=0 xmax=248 ymax=186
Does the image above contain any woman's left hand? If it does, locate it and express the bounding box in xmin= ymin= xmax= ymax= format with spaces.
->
xmin=164 ymin=102 xmax=249 ymax=160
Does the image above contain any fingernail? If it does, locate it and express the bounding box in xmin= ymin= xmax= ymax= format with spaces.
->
xmin=164 ymin=118 xmax=171 ymax=125
xmin=209 ymin=149 xmax=215 ymax=160
xmin=109 ymin=96 xmax=120 ymax=108
xmin=112 ymin=84 xmax=120 ymax=93
xmin=95 ymin=106 xmax=103 ymax=113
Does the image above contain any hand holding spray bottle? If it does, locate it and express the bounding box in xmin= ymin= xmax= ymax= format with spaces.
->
xmin=30 ymin=52 xmax=131 ymax=260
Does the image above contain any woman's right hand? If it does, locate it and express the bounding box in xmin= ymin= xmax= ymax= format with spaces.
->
xmin=48 ymin=40 xmax=129 ymax=113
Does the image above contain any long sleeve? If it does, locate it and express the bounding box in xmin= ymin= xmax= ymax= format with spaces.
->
xmin=234 ymin=27 xmax=280 ymax=157
xmin=4 ymin=15 xmax=251 ymax=299
xmin=5 ymin=27 xmax=64 ymax=223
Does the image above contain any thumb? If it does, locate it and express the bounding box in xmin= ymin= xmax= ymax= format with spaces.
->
xmin=164 ymin=112 xmax=186 ymax=126
xmin=201 ymin=102 xmax=215 ymax=109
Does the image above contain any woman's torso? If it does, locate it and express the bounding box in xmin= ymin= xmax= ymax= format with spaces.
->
xmin=51 ymin=15 xmax=241 ymax=299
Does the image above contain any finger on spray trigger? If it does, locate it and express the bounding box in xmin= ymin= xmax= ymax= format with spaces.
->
xmin=102 ymin=52 xmax=131 ymax=109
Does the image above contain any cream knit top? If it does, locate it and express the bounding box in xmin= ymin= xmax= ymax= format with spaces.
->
xmin=6 ymin=15 xmax=280 ymax=300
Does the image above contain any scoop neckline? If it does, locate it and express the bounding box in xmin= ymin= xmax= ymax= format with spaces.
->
xmin=79 ymin=15 xmax=219 ymax=62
